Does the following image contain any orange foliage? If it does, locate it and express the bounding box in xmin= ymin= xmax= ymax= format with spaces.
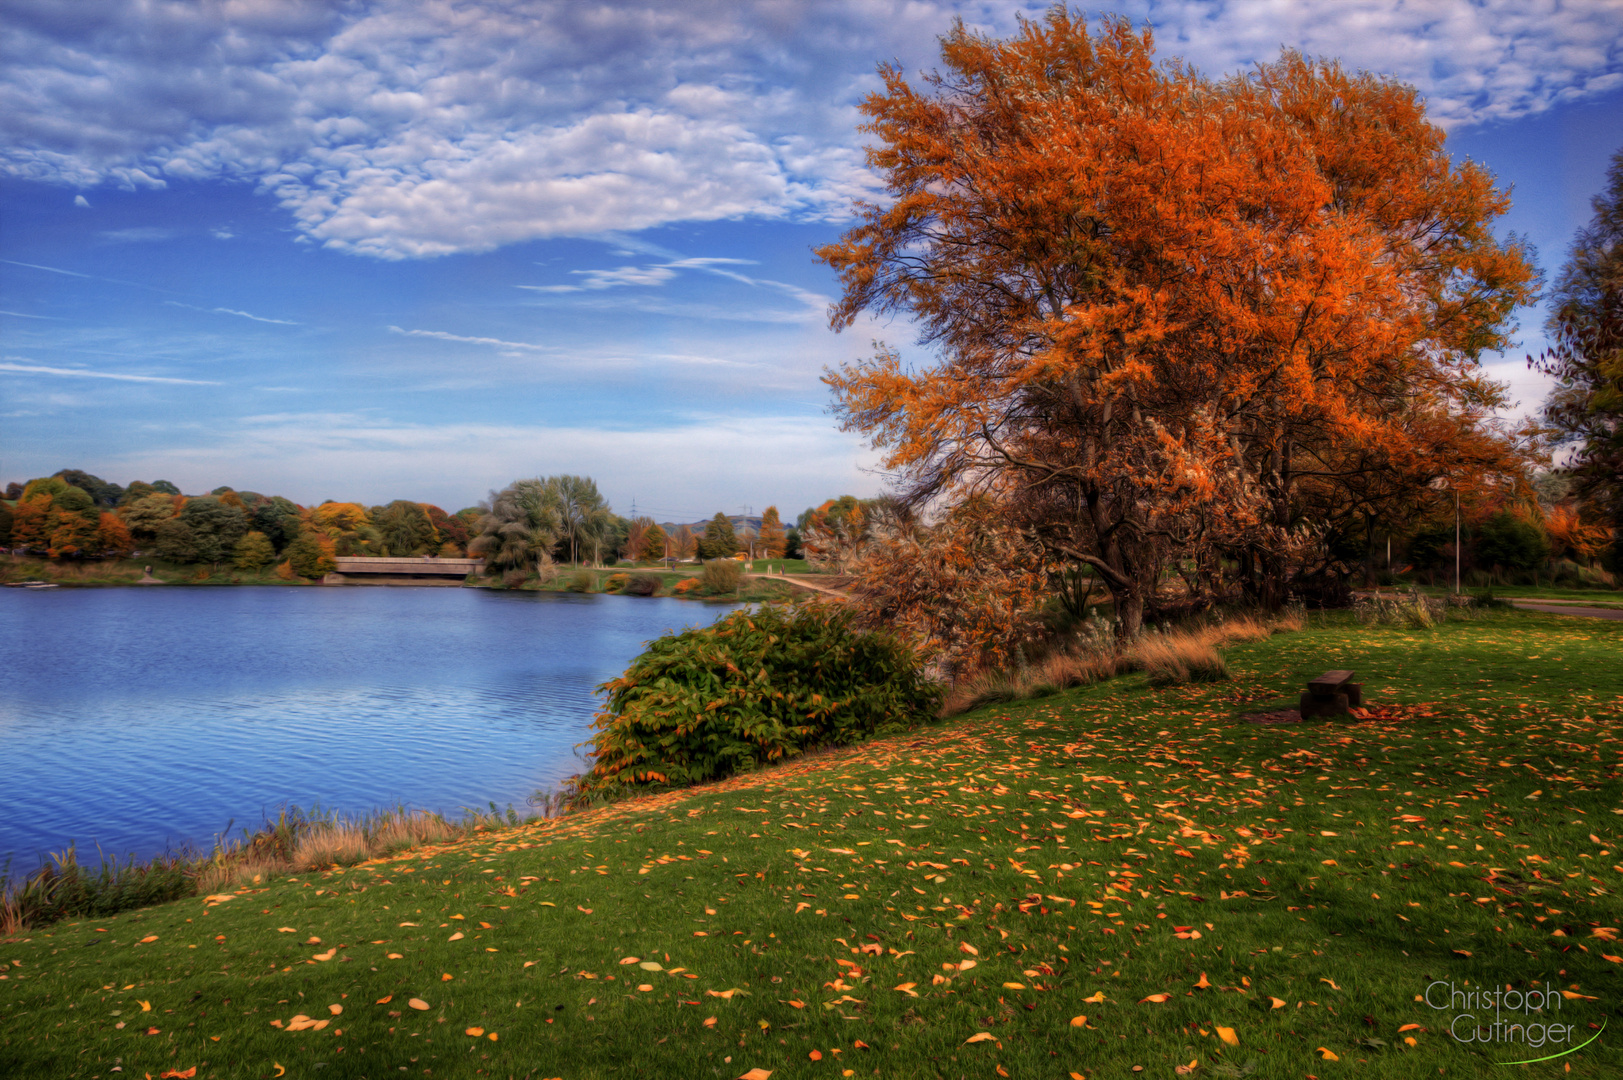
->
xmin=1543 ymin=502 xmax=1612 ymax=561
xmin=96 ymin=512 xmax=134 ymax=557
xmin=817 ymin=12 xmax=1537 ymax=631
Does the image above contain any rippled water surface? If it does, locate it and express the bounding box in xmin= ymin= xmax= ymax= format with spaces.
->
xmin=0 ymin=586 xmax=736 ymax=869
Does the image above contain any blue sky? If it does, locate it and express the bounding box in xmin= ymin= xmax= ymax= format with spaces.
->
xmin=2 ymin=1 xmax=1621 ymax=517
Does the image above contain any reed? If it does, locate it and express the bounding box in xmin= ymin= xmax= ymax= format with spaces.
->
xmin=1 ymin=801 xmax=528 ymax=934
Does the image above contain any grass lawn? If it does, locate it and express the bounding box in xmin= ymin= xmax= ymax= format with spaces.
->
xmin=3 ymin=611 xmax=1619 ymax=1078
xmin=1400 ymin=584 xmax=1623 ymax=608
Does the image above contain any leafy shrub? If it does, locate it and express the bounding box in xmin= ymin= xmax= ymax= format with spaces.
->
xmin=566 ymin=569 xmax=595 ymax=593
xmin=673 ymin=576 xmax=701 ymax=594
xmin=502 ymin=569 xmax=528 ymax=589
xmin=603 ymin=572 xmax=631 ymax=593
xmin=623 ymin=572 xmax=662 ymax=596
xmin=1125 ymin=631 xmax=1229 ymax=685
xmin=571 ymin=604 xmax=939 ymax=801
xmin=701 ymin=559 xmax=742 ymax=594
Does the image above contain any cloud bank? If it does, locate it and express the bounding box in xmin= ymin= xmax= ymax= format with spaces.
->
xmin=4 ymin=1 xmax=1617 ymax=260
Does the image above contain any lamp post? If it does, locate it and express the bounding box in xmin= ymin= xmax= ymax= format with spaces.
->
xmin=1454 ymin=484 xmax=1461 ymax=595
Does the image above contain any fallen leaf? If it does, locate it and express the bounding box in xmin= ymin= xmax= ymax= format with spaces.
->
xmin=965 ymin=1032 xmax=996 ymax=1044
xmin=1217 ymin=1026 xmax=1238 ymax=1046
xmin=272 ymin=1066 xmax=285 ymax=1079
xmin=1316 ymin=1048 xmax=1339 ymax=1060
xmin=620 ymin=956 xmax=641 ymax=965
xmin=408 ymin=998 xmax=430 ymax=1011
xmin=313 ymin=948 xmax=337 ymax=962
xmin=1194 ymin=973 xmax=1211 ymax=990
xmin=375 ymin=995 xmax=393 ymax=1005
xmin=577 ymin=906 xmax=593 ymax=914
xmin=703 ymin=1016 xmax=717 ymax=1028
xmin=465 ymin=1027 xmax=485 ymax=1037
xmin=1269 ymin=997 xmax=1286 ymax=1010
xmin=738 ymin=1070 xmax=773 ymax=1080
xmin=1320 ymin=978 xmax=1340 ymax=990
xmin=328 ymin=1004 xmax=342 ymax=1016
xmin=1397 ymin=1024 xmax=1425 ymax=1033
xmin=386 ymin=953 xmax=403 ymax=960
xmin=637 ymin=984 xmax=654 ymax=992
xmin=809 ymin=1050 xmax=823 ymax=1061
xmin=139 ymin=935 xmax=158 ymax=944
xmin=1070 ymin=1015 xmax=1088 ymax=1027
xmin=1452 ymin=950 xmax=1472 ymax=958
xmin=1174 ymin=1062 xmax=1198 ymax=1076
xmin=1561 ymin=991 xmax=1598 ymax=1001
xmin=1139 ymin=993 xmax=1171 ymax=1003
xmin=448 ymin=932 xmax=464 ymax=942
xmin=894 ymin=983 xmax=918 ymax=997
xmin=277 ymin=927 xmax=297 ymax=933
xmin=139 ymin=1001 xmax=152 ymax=1012
xmin=159 ymin=1068 xmax=198 ymax=1079
xmin=1082 ymin=991 xmax=1107 ymax=1003
xmin=959 ymin=942 xmax=979 ymax=956
xmin=441 ymin=973 xmax=454 ymax=982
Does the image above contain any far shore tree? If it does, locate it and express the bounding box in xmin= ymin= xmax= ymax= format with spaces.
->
xmin=233 ymin=530 xmax=276 ymax=570
xmin=672 ymin=523 xmax=698 ymax=562
xmin=758 ymin=505 xmax=787 ymax=559
xmin=640 ymin=522 xmax=669 ymax=562
xmin=698 ymin=513 xmax=740 ymax=560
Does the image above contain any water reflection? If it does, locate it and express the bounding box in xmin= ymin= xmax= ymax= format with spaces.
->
xmin=0 ymin=586 xmax=736 ymax=867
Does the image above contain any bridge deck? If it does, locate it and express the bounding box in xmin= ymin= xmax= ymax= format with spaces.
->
xmin=330 ymin=556 xmax=483 ymax=577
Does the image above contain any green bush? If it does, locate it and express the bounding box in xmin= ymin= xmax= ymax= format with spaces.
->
xmin=571 ymin=604 xmax=938 ymax=801
xmin=701 ymin=559 xmax=742 ymax=594
xmin=603 ymin=572 xmax=631 ymax=593
xmin=566 ymin=569 xmax=595 ymax=593
xmin=623 ymin=572 xmax=662 ymax=596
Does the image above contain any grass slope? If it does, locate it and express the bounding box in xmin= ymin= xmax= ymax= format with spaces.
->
xmin=2 ymin=611 xmax=1620 ymax=1079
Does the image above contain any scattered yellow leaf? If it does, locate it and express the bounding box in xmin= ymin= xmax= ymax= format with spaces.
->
xmin=376 ymin=995 xmax=393 ymax=1005
xmin=1217 ymin=1026 xmax=1238 ymax=1046
xmin=738 ymin=1070 xmax=773 ymax=1080
xmin=139 ymin=1001 xmax=152 ymax=1012
xmin=1139 ymin=993 xmax=1171 ymax=1003
xmin=408 ymin=998 xmax=430 ymax=1011
xmin=327 ymin=1004 xmax=342 ymax=1016
xmin=1069 ymin=1015 xmax=1088 ymax=1028
xmin=1082 ymin=991 xmax=1107 ymax=1003
xmin=965 ymin=1032 xmax=996 ymax=1044
xmin=1316 ymin=1048 xmax=1339 ymax=1061
xmin=1194 ymin=972 xmax=1211 ymax=990
xmin=1269 ymin=997 xmax=1286 ymax=1010
xmin=448 ymin=932 xmax=464 ymax=942
xmin=139 ymin=935 xmax=158 ymax=944
xmin=465 ymin=1027 xmax=485 ymax=1037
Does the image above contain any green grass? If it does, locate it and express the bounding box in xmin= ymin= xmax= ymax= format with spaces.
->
xmin=1395 ymin=584 xmax=1623 ymax=609
xmin=753 ymin=559 xmax=819 ymax=575
xmin=3 ymin=610 xmax=1620 ymax=1078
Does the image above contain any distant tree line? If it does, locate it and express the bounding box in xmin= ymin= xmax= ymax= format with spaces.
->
xmin=0 ymin=470 xmax=817 ymax=582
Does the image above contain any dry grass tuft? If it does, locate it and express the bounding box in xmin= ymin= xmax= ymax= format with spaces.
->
xmin=941 ymin=608 xmax=1303 ymax=715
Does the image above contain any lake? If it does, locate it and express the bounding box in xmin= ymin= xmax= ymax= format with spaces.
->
xmin=0 ymin=585 xmax=737 ymax=872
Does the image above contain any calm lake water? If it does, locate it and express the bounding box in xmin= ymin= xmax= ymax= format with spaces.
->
xmin=0 ymin=585 xmax=736 ymax=872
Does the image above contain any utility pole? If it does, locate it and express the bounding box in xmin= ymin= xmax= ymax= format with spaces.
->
xmin=1454 ymin=486 xmax=1461 ymax=595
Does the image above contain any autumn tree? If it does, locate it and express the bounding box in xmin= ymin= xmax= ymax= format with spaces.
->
xmin=96 ymin=512 xmax=134 ymax=558
xmin=1532 ymin=146 xmax=1623 ymax=568
xmin=640 ymin=522 xmax=669 ymax=562
xmin=285 ymin=532 xmax=338 ymax=579
xmin=672 ymin=523 xmax=698 ymax=562
xmin=818 ymin=10 xmax=1537 ymax=634
xmin=847 ymin=496 xmax=1045 ymax=674
xmin=120 ymin=493 xmax=182 ymax=545
xmin=758 ymin=505 xmax=787 ymax=558
xmin=800 ymin=498 xmax=870 ymax=572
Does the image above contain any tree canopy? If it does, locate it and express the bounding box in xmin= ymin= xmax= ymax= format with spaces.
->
xmin=818 ymin=9 xmax=1538 ymax=634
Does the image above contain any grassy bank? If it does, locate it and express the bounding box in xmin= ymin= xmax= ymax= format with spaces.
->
xmin=2 ymin=609 xmax=1619 ymax=1078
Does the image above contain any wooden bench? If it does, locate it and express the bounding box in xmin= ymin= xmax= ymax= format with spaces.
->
xmin=1300 ymin=669 xmax=1363 ymax=719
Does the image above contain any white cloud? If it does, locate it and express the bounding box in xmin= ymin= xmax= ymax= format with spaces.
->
xmin=1 ymin=1 xmax=1616 ymax=259
xmin=387 ymin=325 xmax=555 ymax=352
xmin=73 ymin=194 xmax=89 ymax=207
xmin=0 ymin=359 xmax=218 ymax=385
xmin=164 ymin=301 xmax=300 ymax=325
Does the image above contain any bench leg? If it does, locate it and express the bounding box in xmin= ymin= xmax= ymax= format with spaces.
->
xmin=1300 ymin=691 xmax=1350 ymax=719
xmin=1343 ymin=683 xmax=1363 ymax=708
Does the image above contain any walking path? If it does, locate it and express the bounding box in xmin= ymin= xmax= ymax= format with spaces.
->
xmin=1508 ymin=600 xmax=1623 ymax=621
xmin=751 ymin=572 xmax=849 ymax=600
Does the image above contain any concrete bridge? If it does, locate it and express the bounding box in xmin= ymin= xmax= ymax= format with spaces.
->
xmin=324 ymin=556 xmax=483 ymax=585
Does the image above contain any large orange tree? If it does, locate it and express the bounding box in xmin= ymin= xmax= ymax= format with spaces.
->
xmin=818 ymin=9 xmax=1537 ymax=634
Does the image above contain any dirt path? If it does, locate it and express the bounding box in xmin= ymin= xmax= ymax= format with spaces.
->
xmin=1509 ymin=600 xmax=1623 ymax=620
xmin=751 ymin=572 xmax=850 ymax=600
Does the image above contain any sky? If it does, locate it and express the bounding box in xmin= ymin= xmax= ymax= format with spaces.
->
xmin=2 ymin=1 xmax=1621 ymax=519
